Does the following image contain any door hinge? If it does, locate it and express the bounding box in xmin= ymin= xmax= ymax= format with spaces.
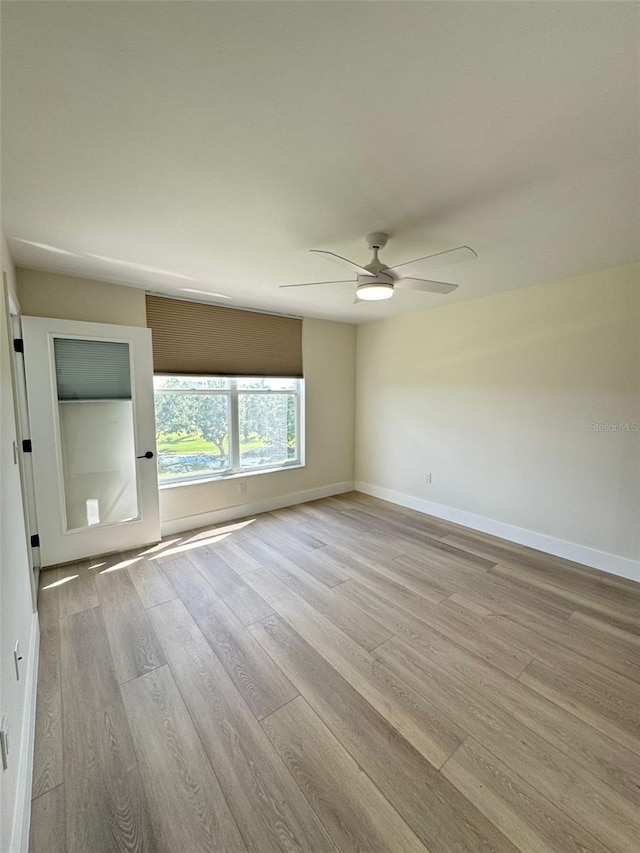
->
xmin=22 ymin=439 xmax=32 ymax=453
xmin=30 ymin=534 xmax=40 ymax=548
xmin=13 ymin=338 xmax=24 ymax=353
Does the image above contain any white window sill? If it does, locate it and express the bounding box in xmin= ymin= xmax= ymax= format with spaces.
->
xmin=158 ymin=462 xmax=305 ymax=490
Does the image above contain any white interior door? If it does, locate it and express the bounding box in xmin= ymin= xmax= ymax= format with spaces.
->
xmin=21 ymin=316 xmax=160 ymax=566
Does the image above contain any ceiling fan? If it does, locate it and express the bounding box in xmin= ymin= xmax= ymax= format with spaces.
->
xmin=280 ymin=232 xmax=477 ymax=301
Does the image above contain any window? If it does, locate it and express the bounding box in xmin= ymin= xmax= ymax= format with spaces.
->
xmin=153 ymin=376 xmax=303 ymax=484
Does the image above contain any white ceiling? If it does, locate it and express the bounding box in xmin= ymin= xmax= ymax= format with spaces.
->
xmin=2 ymin=1 xmax=638 ymax=323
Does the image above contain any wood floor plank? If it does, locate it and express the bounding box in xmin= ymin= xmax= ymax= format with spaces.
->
xmin=479 ymin=607 xmax=640 ymax=684
xmin=95 ymin=566 xmax=165 ymax=684
xmin=450 ymin=548 xmax=639 ymax=637
xmin=443 ymin=566 xmax=576 ymax=627
xmin=60 ymin=607 xmax=153 ymax=853
xmin=249 ymin=614 xmax=517 ymax=853
xmin=291 ymin=500 xmax=384 ymax=548
xmin=492 ymin=551 xmax=610 ymax=593
xmin=160 ymin=557 xmax=298 ymax=719
xmin=599 ymin=572 xmax=640 ymax=597
xmin=243 ymin=567 xmax=378 ymax=667
xmin=566 ymin=605 xmax=640 ymax=639
xmin=244 ymin=567 xmax=464 ymax=766
xmin=186 ymin=547 xmax=274 ymax=625
xmin=207 ymin=539 xmax=265 ymax=575
xmin=31 ymin=627 xmax=63 ymax=799
xmin=520 ymin=657 xmax=640 ymax=755
xmin=56 ymin=561 xmax=99 ymax=619
xmin=441 ymin=529 xmax=601 ymax=581
xmin=264 ymin=510 xmax=328 ymax=550
xmin=320 ymin=545 xmax=448 ymax=610
xmin=270 ymin=504 xmax=342 ymax=539
xmin=316 ymin=544 xmax=451 ymax=604
xmin=490 ymin=555 xmax=640 ymax=613
xmin=376 ymin=636 xmax=640 ymax=853
xmin=491 ymin=562 xmax=640 ymax=631
xmin=570 ymin=608 xmax=640 ymax=649
xmin=261 ymin=695 xmax=430 ymax=853
xmin=438 ymin=585 xmax=640 ymax=686
xmin=146 ymin=599 xmax=337 ymax=853
xmin=365 ymin=551 xmax=459 ymax=604
xmin=395 ymin=551 xmax=575 ymax=623
xmin=334 ymin=492 xmax=465 ymax=540
xmin=29 ymin=785 xmax=66 ymax=853
xmin=362 ymin=514 xmax=496 ymax=565
xmin=121 ymin=665 xmax=247 ymax=853
xmin=259 ymin=549 xmax=393 ymax=651
xmin=373 ymin=598 xmax=640 ymax=805
xmin=126 ymin=556 xmax=177 ymax=608
xmin=333 ymin=503 xmax=455 ymax=547
xmin=321 ymin=530 xmax=405 ymax=564
xmin=443 ymin=592 xmax=493 ymax=618
xmin=337 ymin=577 xmax=532 ymax=678
xmin=442 ymin=738 xmax=611 ymax=853
xmin=36 ymin=570 xmax=60 ymax=628
xmin=270 ymin=541 xmax=350 ymax=587
xmin=234 ymin=536 xmax=297 ymax=570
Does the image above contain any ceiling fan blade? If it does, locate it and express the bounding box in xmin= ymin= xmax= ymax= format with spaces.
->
xmin=310 ymin=249 xmax=371 ymax=276
xmin=395 ymin=278 xmax=459 ymax=294
xmin=387 ymin=245 xmax=476 ymax=278
xmin=279 ymin=280 xmax=354 ymax=289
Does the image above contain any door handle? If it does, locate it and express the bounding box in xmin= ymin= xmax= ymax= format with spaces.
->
xmin=137 ymin=451 xmax=154 ymax=460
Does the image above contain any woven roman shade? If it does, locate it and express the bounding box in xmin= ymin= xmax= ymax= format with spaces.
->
xmin=145 ymin=295 xmax=303 ymax=377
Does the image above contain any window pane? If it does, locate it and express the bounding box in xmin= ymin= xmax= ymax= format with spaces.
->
xmin=236 ymin=377 xmax=297 ymax=391
xmin=155 ymin=391 xmax=230 ymax=481
xmin=238 ymin=393 xmax=297 ymax=469
xmin=154 ymin=376 xmax=230 ymax=391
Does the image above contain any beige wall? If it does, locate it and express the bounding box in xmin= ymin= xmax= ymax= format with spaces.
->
xmin=356 ymin=263 xmax=640 ymax=562
xmin=17 ymin=268 xmax=146 ymax=326
xmin=16 ymin=269 xmax=356 ymax=525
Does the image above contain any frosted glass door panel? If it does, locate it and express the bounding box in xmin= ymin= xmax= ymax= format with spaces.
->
xmin=59 ymin=400 xmax=139 ymax=530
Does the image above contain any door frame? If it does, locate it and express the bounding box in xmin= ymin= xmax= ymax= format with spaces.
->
xmin=4 ymin=281 xmax=39 ymax=607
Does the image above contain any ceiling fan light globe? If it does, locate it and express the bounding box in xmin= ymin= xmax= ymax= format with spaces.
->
xmin=356 ymin=282 xmax=394 ymax=301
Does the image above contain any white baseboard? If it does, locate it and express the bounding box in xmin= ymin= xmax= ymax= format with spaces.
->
xmin=161 ymin=481 xmax=355 ymax=537
xmin=355 ymin=481 xmax=640 ymax=584
xmin=13 ymin=612 xmax=39 ymax=853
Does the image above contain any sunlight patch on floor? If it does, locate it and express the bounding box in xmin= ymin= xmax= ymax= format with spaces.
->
xmin=41 ymin=574 xmax=79 ymax=590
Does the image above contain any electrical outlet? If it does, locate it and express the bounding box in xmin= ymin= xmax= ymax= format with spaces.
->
xmin=238 ymin=482 xmax=247 ymax=496
xmin=14 ymin=639 xmax=23 ymax=681
xmin=0 ymin=715 xmax=8 ymax=771
xmin=423 ymin=472 xmax=432 ymax=485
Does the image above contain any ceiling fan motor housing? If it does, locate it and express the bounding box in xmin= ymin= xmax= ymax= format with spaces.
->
xmin=357 ymin=272 xmax=394 ymax=286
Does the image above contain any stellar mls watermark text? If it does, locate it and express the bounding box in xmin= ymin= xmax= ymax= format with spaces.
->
xmin=589 ymin=422 xmax=639 ymax=432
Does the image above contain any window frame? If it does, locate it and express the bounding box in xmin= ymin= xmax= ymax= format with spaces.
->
xmin=154 ymin=376 xmax=304 ymax=487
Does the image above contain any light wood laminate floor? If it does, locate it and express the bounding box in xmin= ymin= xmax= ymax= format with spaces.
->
xmin=30 ymin=493 xmax=640 ymax=853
